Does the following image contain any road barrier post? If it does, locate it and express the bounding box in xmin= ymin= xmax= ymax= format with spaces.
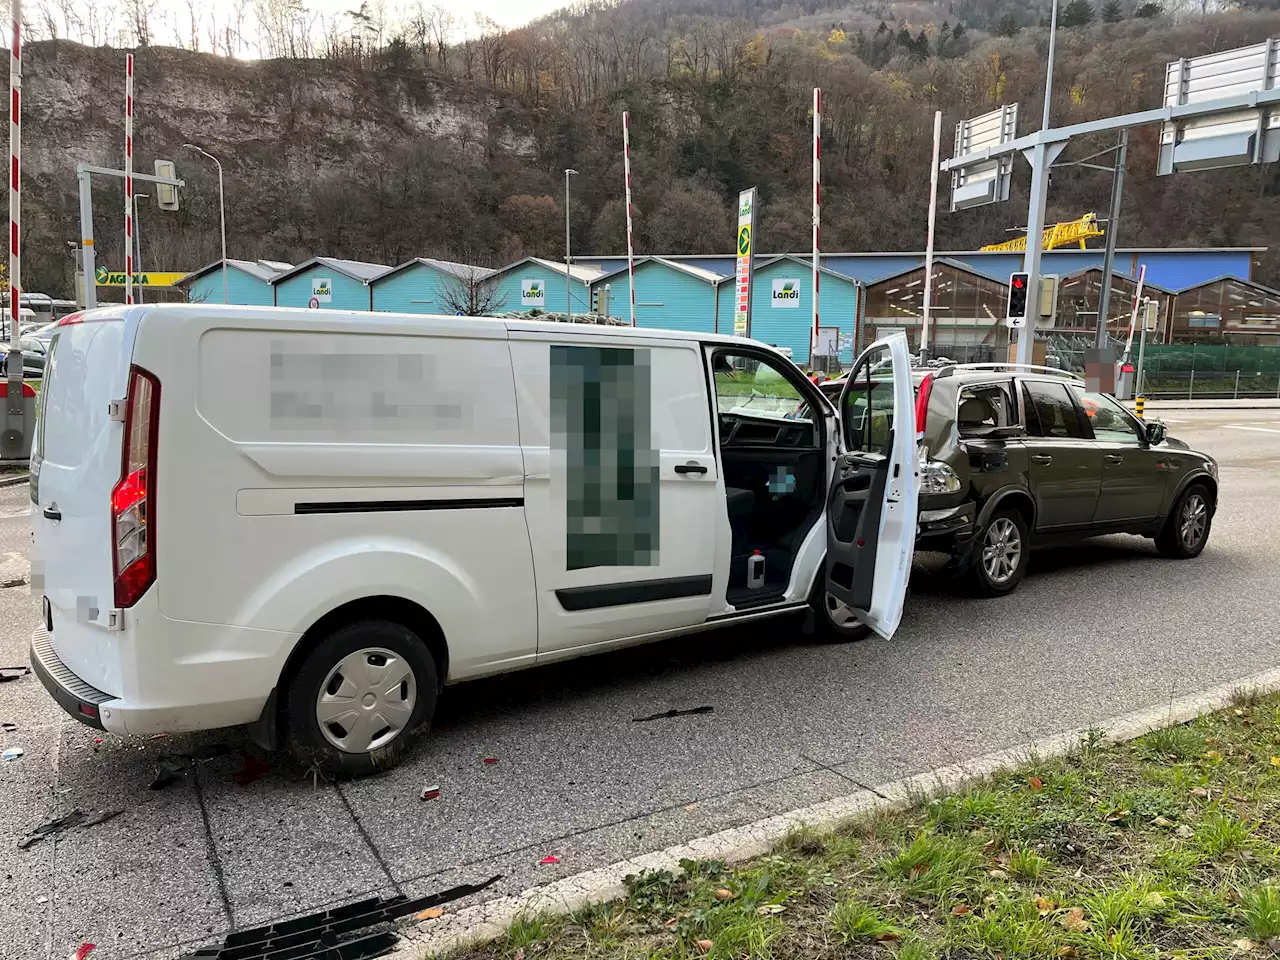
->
xmin=1135 ymin=396 xmax=1145 ymax=419
xmin=1234 ymin=369 xmax=1240 ymax=399
xmin=1189 ymin=369 xmax=1194 ymax=401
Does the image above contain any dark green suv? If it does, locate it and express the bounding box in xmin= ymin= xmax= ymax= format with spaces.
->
xmin=823 ymin=365 xmax=1218 ymax=596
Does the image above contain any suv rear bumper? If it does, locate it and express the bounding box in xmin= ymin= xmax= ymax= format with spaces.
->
xmin=917 ymin=502 xmax=976 ymax=548
xmin=30 ymin=626 xmax=112 ymax=732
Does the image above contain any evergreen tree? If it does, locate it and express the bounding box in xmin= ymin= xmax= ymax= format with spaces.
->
xmin=1134 ymin=1 xmax=1163 ymax=16
xmin=1060 ymin=0 xmax=1097 ymax=27
xmin=1101 ymin=0 xmax=1124 ymax=21
xmin=995 ymin=12 xmax=1021 ymax=36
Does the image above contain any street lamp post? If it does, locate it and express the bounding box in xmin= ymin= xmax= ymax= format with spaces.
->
xmin=564 ymin=168 xmax=577 ymax=319
xmin=133 ymin=192 xmax=148 ymax=304
xmin=183 ymin=142 xmax=228 ymax=304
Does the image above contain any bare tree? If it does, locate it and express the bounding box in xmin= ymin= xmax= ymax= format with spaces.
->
xmin=437 ymin=266 xmax=507 ymax=316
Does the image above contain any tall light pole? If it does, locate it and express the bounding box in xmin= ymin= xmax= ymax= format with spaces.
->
xmin=133 ymin=192 xmax=148 ymax=304
xmin=564 ymin=168 xmax=577 ymax=318
xmin=1016 ymin=0 xmax=1061 ymax=368
xmin=183 ymin=142 xmax=227 ymax=304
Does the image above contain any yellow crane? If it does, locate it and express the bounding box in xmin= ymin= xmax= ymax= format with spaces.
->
xmin=981 ymin=212 xmax=1105 ymax=253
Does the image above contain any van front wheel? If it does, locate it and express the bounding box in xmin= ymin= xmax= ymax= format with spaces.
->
xmin=284 ymin=620 xmax=438 ymax=777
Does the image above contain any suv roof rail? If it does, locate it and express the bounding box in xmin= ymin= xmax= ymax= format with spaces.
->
xmin=933 ymin=362 xmax=1083 ymax=381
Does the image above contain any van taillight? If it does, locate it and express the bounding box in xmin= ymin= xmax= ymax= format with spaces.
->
xmin=915 ymin=373 xmax=934 ymax=438
xmin=112 ymin=366 xmax=160 ymax=608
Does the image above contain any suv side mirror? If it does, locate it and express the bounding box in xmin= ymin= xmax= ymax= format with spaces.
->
xmin=1144 ymin=420 xmax=1167 ymax=446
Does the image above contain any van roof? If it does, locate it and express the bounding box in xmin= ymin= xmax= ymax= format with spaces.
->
xmin=96 ymin=303 xmax=771 ymax=351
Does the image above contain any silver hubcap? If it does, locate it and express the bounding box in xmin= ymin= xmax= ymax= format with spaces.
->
xmin=315 ymin=648 xmax=416 ymax=754
xmin=982 ymin=517 xmax=1022 ymax=585
xmin=826 ymin=592 xmax=862 ymax=629
xmin=1180 ymin=493 xmax=1208 ymax=549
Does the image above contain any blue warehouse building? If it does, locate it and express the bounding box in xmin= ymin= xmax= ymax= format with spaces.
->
xmin=589 ymin=257 xmax=722 ymax=335
xmin=487 ymin=257 xmax=603 ymax=316
xmin=726 ymin=255 xmax=862 ymax=365
xmin=178 ymin=246 xmax=1275 ymax=351
xmin=271 ymin=257 xmax=390 ymax=310
xmin=371 ymin=258 xmax=496 ymax=313
xmin=176 ymin=259 xmax=294 ymax=305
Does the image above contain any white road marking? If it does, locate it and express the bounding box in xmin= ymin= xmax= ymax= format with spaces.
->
xmin=1223 ymin=425 xmax=1280 ymax=434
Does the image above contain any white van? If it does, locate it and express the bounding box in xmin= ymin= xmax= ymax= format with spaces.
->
xmin=29 ymin=306 xmax=918 ymax=775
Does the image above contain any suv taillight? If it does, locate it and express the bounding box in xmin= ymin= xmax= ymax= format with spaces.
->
xmin=915 ymin=372 xmax=934 ymax=437
xmin=112 ymin=366 xmax=160 ymax=608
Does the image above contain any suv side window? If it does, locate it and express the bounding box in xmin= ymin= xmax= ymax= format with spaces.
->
xmin=1073 ymin=387 xmax=1144 ymax=444
xmin=1020 ymin=380 xmax=1084 ymax=440
xmin=956 ymin=382 xmax=1017 ymax=437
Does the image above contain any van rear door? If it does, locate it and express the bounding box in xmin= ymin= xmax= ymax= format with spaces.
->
xmin=31 ymin=313 xmax=136 ymax=696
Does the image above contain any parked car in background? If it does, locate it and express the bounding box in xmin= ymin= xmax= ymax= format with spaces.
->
xmin=823 ymin=363 xmax=1218 ymax=595
xmin=0 ymin=339 xmax=47 ymax=378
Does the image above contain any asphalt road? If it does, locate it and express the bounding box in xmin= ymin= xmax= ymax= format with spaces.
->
xmin=2 ymin=408 xmax=1279 ymax=960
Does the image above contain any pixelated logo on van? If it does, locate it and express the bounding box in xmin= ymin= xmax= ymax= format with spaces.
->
xmin=551 ymin=345 xmax=659 ymax=571
xmin=268 ymin=343 xmax=470 ymax=433
xmin=771 ymin=279 xmax=800 ymax=308
xmin=521 ymin=280 xmax=546 ymax=307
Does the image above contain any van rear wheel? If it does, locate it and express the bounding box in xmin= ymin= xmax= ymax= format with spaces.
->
xmin=284 ymin=619 xmax=438 ymax=777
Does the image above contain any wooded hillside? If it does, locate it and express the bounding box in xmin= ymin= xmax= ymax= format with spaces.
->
xmin=17 ymin=2 xmax=1280 ymax=297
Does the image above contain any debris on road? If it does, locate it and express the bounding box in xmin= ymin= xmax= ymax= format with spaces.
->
xmin=482 ymin=757 xmax=499 ymax=765
xmin=0 ymin=665 xmax=31 ymax=683
xmin=68 ymin=945 xmax=95 ymax=960
xmin=231 ymin=751 xmax=272 ymax=786
xmin=2 ymin=746 xmax=23 ymax=761
xmin=415 ymin=907 xmax=444 ymax=920
xmin=149 ymin=759 xmax=187 ymax=791
xmin=1 ymin=722 xmax=16 ymax=733
xmin=420 ymin=785 xmax=441 ymax=802
xmin=538 ymin=855 xmax=560 ymax=865
xmin=633 ymin=705 xmax=713 ymax=722
xmin=18 ymin=808 xmax=124 ymax=849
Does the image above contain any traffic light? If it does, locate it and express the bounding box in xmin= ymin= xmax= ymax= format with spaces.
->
xmin=1007 ymin=272 xmax=1030 ymax=323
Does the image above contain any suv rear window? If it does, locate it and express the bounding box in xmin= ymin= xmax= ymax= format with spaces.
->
xmin=956 ymin=382 xmax=1017 ymax=437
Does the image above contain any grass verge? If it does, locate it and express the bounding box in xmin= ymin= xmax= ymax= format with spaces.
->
xmin=440 ymin=695 xmax=1280 ymax=959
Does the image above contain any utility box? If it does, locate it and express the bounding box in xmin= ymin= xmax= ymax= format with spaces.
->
xmin=0 ymin=381 xmax=35 ymax=462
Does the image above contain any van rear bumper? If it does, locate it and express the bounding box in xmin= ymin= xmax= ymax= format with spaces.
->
xmin=30 ymin=626 xmax=112 ymax=731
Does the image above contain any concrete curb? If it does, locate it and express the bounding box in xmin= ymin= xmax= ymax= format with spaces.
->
xmin=0 ymin=472 xmax=29 ymax=487
xmin=388 ymin=665 xmax=1280 ymax=959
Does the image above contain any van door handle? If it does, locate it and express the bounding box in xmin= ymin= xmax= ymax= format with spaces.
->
xmin=43 ymin=505 xmax=61 ymax=521
xmin=1104 ymin=454 xmax=1124 ymax=464
xmin=1030 ymin=454 xmax=1052 ymax=465
xmin=674 ymin=462 xmax=708 ymax=476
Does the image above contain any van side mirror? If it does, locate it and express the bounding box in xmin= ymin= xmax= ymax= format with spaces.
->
xmin=1144 ymin=420 xmax=1167 ymax=446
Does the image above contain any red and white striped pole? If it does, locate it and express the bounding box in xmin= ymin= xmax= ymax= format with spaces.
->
xmin=811 ymin=87 xmax=821 ymax=365
xmin=123 ymin=53 xmax=133 ymax=306
xmin=8 ymin=0 xmax=21 ymax=348
xmin=622 ymin=111 xmax=636 ymax=327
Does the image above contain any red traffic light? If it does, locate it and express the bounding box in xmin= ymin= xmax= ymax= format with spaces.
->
xmin=1012 ymin=277 xmax=1025 ymax=289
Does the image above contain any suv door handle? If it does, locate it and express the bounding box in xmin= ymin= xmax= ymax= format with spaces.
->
xmin=674 ymin=462 xmax=708 ymax=476
xmin=1104 ymin=454 xmax=1124 ymax=464
xmin=1030 ymin=454 xmax=1052 ymax=465
xmin=42 ymin=505 xmax=61 ymax=521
